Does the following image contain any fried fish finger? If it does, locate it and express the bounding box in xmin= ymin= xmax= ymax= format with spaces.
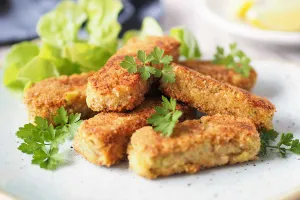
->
xmin=160 ymin=64 xmax=275 ymax=129
xmin=24 ymin=72 xmax=96 ymax=123
xmin=86 ymin=36 xmax=180 ymax=112
xmin=73 ymin=98 xmax=194 ymax=167
xmin=179 ymin=60 xmax=257 ymax=90
xmin=128 ymin=115 xmax=260 ymax=179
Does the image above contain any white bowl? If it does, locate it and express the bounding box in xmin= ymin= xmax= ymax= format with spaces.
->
xmin=199 ymin=0 xmax=300 ymax=46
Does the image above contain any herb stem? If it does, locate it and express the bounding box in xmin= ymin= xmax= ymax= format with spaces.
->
xmin=266 ymin=145 xmax=280 ymax=149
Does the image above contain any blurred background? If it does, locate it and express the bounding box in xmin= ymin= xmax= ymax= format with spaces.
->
xmin=0 ymin=0 xmax=299 ymax=63
xmin=0 ymin=0 xmax=162 ymax=45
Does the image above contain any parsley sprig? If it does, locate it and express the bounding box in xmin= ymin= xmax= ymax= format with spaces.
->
xmin=147 ymin=96 xmax=182 ymax=137
xmin=120 ymin=47 xmax=175 ymax=83
xmin=213 ymin=43 xmax=252 ymax=77
xmin=16 ymin=107 xmax=82 ymax=170
xmin=260 ymin=129 xmax=300 ymax=157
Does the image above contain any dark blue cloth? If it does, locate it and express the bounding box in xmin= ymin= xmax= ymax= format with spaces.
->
xmin=0 ymin=0 xmax=162 ymax=45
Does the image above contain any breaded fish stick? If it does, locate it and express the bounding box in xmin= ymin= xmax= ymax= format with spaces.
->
xmin=179 ymin=60 xmax=257 ymax=91
xmin=86 ymin=36 xmax=180 ymax=112
xmin=73 ymin=98 xmax=194 ymax=167
xmin=128 ymin=115 xmax=260 ymax=179
xmin=160 ymin=64 xmax=275 ymax=130
xmin=24 ymin=72 xmax=96 ymax=123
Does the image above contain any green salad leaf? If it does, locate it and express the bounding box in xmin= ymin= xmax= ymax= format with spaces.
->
xmin=122 ymin=30 xmax=140 ymax=44
xmin=169 ymin=27 xmax=201 ymax=59
xmin=122 ymin=17 xmax=164 ymax=44
xmin=3 ymin=42 xmax=39 ymax=91
xmin=3 ymin=64 xmax=27 ymax=91
xmin=56 ymin=1 xmax=87 ymax=25
xmin=39 ymin=43 xmax=62 ymax=59
xmin=140 ymin=17 xmax=164 ymax=37
xmin=18 ymin=57 xmax=59 ymax=84
xmin=63 ymin=43 xmax=112 ymax=72
xmin=81 ymin=0 xmax=123 ymax=52
xmin=3 ymin=42 xmax=39 ymax=68
xmin=39 ymin=43 xmax=81 ymax=76
xmin=37 ymin=1 xmax=87 ymax=46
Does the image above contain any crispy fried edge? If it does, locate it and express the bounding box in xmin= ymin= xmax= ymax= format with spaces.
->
xmin=179 ymin=60 xmax=257 ymax=90
xmin=160 ymin=63 xmax=275 ymax=129
xmin=86 ymin=36 xmax=180 ymax=112
xmin=24 ymin=72 xmax=96 ymax=123
xmin=74 ymin=98 xmax=195 ymax=167
xmin=128 ymin=115 xmax=260 ymax=179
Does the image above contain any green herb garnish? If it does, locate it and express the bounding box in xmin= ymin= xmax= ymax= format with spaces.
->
xmin=147 ymin=96 xmax=182 ymax=137
xmin=16 ymin=107 xmax=81 ymax=170
xmin=260 ymin=129 xmax=300 ymax=157
xmin=213 ymin=43 xmax=252 ymax=77
xmin=120 ymin=47 xmax=175 ymax=83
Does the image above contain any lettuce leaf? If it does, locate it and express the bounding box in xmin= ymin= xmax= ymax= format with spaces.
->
xmin=140 ymin=17 xmax=164 ymax=37
xmin=39 ymin=43 xmax=80 ymax=75
xmin=3 ymin=64 xmax=27 ymax=91
xmin=2 ymin=0 xmax=122 ymax=93
xmin=63 ymin=43 xmax=112 ymax=72
xmin=37 ymin=1 xmax=87 ymax=46
xmin=122 ymin=17 xmax=164 ymax=44
xmin=80 ymin=0 xmax=123 ymax=53
xmin=3 ymin=42 xmax=39 ymax=68
xmin=169 ymin=27 xmax=201 ymax=59
xmin=3 ymin=42 xmax=39 ymax=91
xmin=122 ymin=30 xmax=140 ymax=44
xmin=18 ymin=57 xmax=59 ymax=83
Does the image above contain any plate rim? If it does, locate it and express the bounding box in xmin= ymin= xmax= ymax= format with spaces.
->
xmin=199 ymin=0 xmax=300 ymax=45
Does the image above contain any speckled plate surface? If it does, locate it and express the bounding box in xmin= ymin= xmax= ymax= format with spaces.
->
xmin=0 ymin=60 xmax=300 ymax=200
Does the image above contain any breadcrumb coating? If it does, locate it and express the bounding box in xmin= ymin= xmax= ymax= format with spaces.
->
xmin=24 ymin=72 xmax=96 ymax=123
xmin=159 ymin=64 xmax=275 ymax=130
xmin=73 ymin=98 xmax=195 ymax=167
xmin=86 ymin=36 xmax=180 ymax=112
xmin=179 ymin=60 xmax=257 ymax=91
xmin=128 ymin=115 xmax=260 ymax=179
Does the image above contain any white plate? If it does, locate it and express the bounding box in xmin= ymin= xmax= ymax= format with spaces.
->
xmin=199 ymin=0 xmax=300 ymax=46
xmin=1 ymin=60 xmax=300 ymax=200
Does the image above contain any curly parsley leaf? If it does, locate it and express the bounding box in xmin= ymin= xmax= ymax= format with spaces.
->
xmin=259 ymin=129 xmax=279 ymax=156
xmin=213 ymin=43 xmax=252 ymax=77
xmin=54 ymin=107 xmax=68 ymax=125
xmin=147 ymin=96 xmax=182 ymax=137
xmin=16 ymin=107 xmax=82 ymax=170
xmin=137 ymin=50 xmax=147 ymax=63
xmin=120 ymin=47 xmax=175 ymax=83
xmin=161 ymin=64 xmax=176 ymax=83
xmin=120 ymin=56 xmax=137 ymax=74
xmin=260 ymin=129 xmax=300 ymax=157
xmin=150 ymin=47 xmax=164 ymax=64
xmin=138 ymin=66 xmax=156 ymax=80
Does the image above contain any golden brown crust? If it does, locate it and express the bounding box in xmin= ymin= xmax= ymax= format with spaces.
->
xmin=120 ymin=36 xmax=180 ymax=58
xmin=179 ymin=60 xmax=257 ymax=91
xmin=73 ymin=98 xmax=195 ymax=167
xmin=24 ymin=72 xmax=96 ymax=123
xmin=128 ymin=115 xmax=260 ymax=179
xmin=86 ymin=36 xmax=180 ymax=112
xmin=159 ymin=64 xmax=275 ymax=130
xmin=87 ymin=55 xmax=153 ymax=112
